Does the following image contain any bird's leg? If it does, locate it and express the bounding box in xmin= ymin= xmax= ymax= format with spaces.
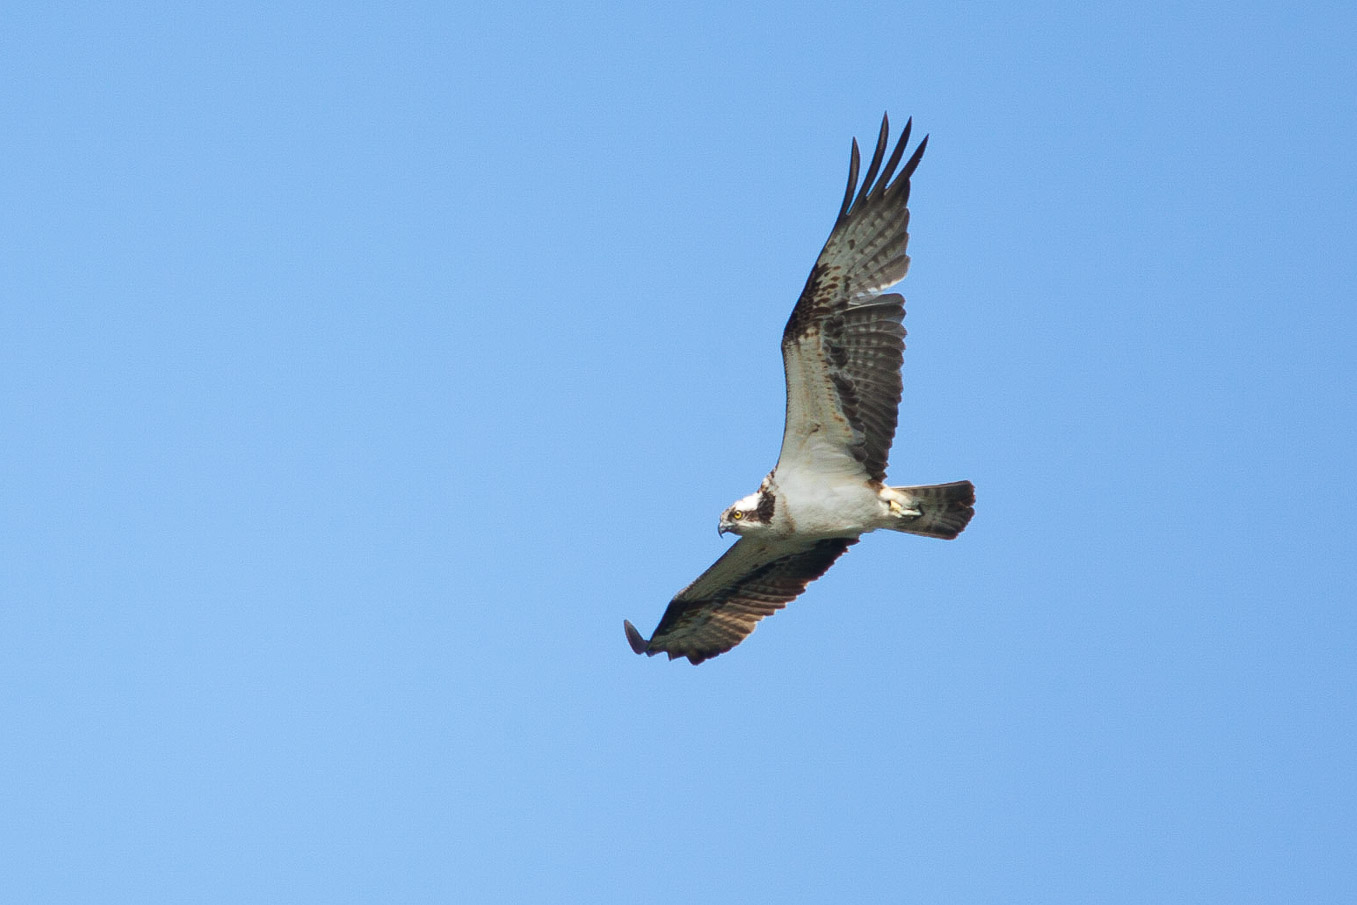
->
xmin=881 ymin=486 xmax=923 ymax=518
xmin=888 ymin=498 xmax=922 ymax=517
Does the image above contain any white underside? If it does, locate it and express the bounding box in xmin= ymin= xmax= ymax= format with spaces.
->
xmin=767 ymin=466 xmax=896 ymax=538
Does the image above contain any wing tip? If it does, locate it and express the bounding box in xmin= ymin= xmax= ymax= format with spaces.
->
xmin=838 ymin=114 xmax=928 ymax=221
xmin=625 ymin=620 xmax=724 ymax=664
xmin=623 ymin=619 xmax=649 ymax=655
xmin=837 ymin=137 xmax=861 ymax=222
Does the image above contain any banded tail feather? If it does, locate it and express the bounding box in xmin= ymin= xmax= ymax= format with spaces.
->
xmin=886 ymin=480 xmax=975 ymax=539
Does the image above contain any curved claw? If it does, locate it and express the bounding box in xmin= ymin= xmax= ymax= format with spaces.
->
xmin=888 ymin=499 xmax=922 ymax=518
xmin=623 ymin=620 xmax=650 ymax=655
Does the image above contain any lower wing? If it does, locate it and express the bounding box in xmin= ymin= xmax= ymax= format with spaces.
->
xmin=624 ymin=536 xmax=857 ymax=664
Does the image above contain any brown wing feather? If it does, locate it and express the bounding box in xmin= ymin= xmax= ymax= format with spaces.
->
xmin=624 ymin=537 xmax=857 ymax=665
xmin=779 ymin=115 xmax=926 ymax=483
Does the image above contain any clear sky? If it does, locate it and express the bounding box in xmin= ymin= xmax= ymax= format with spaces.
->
xmin=3 ymin=2 xmax=1355 ymax=902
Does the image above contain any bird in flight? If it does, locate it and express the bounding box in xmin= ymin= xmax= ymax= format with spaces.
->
xmin=624 ymin=115 xmax=974 ymax=665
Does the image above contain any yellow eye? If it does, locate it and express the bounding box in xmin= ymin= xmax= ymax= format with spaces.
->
xmin=731 ymin=510 xmax=744 ymax=520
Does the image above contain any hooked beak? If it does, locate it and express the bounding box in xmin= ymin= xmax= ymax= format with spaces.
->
xmin=718 ymin=523 xmax=728 ymax=537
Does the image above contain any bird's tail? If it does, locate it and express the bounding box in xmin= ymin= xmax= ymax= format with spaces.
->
xmin=884 ymin=480 xmax=975 ymax=539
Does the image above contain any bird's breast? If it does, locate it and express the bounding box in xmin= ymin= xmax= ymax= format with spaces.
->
xmin=772 ymin=473 xmax=881 ymax=538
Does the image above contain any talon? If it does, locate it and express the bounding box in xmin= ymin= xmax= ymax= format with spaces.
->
xmin=889 ymin=500 xmax=922 ymax=518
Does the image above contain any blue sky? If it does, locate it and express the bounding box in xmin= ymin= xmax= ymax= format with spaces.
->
xmin=3 ymin=1 xmax=1355 ymax=901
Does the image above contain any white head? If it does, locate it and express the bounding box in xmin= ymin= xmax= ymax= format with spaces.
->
xmin=718 ymin=490 xmax=775 ymax=537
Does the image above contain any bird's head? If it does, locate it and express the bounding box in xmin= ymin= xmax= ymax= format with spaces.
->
xmin=718 ymin=491 xmax=774 ymax=537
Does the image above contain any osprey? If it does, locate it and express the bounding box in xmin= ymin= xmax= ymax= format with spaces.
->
xmin=624 ymin=115 xmax=974 ymax=664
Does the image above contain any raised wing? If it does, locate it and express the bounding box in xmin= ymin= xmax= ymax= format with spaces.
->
xmin=778 ymin=115 xmax=927 ymax=484
xmin=624 ymin=536 xmax=857 ymax=664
